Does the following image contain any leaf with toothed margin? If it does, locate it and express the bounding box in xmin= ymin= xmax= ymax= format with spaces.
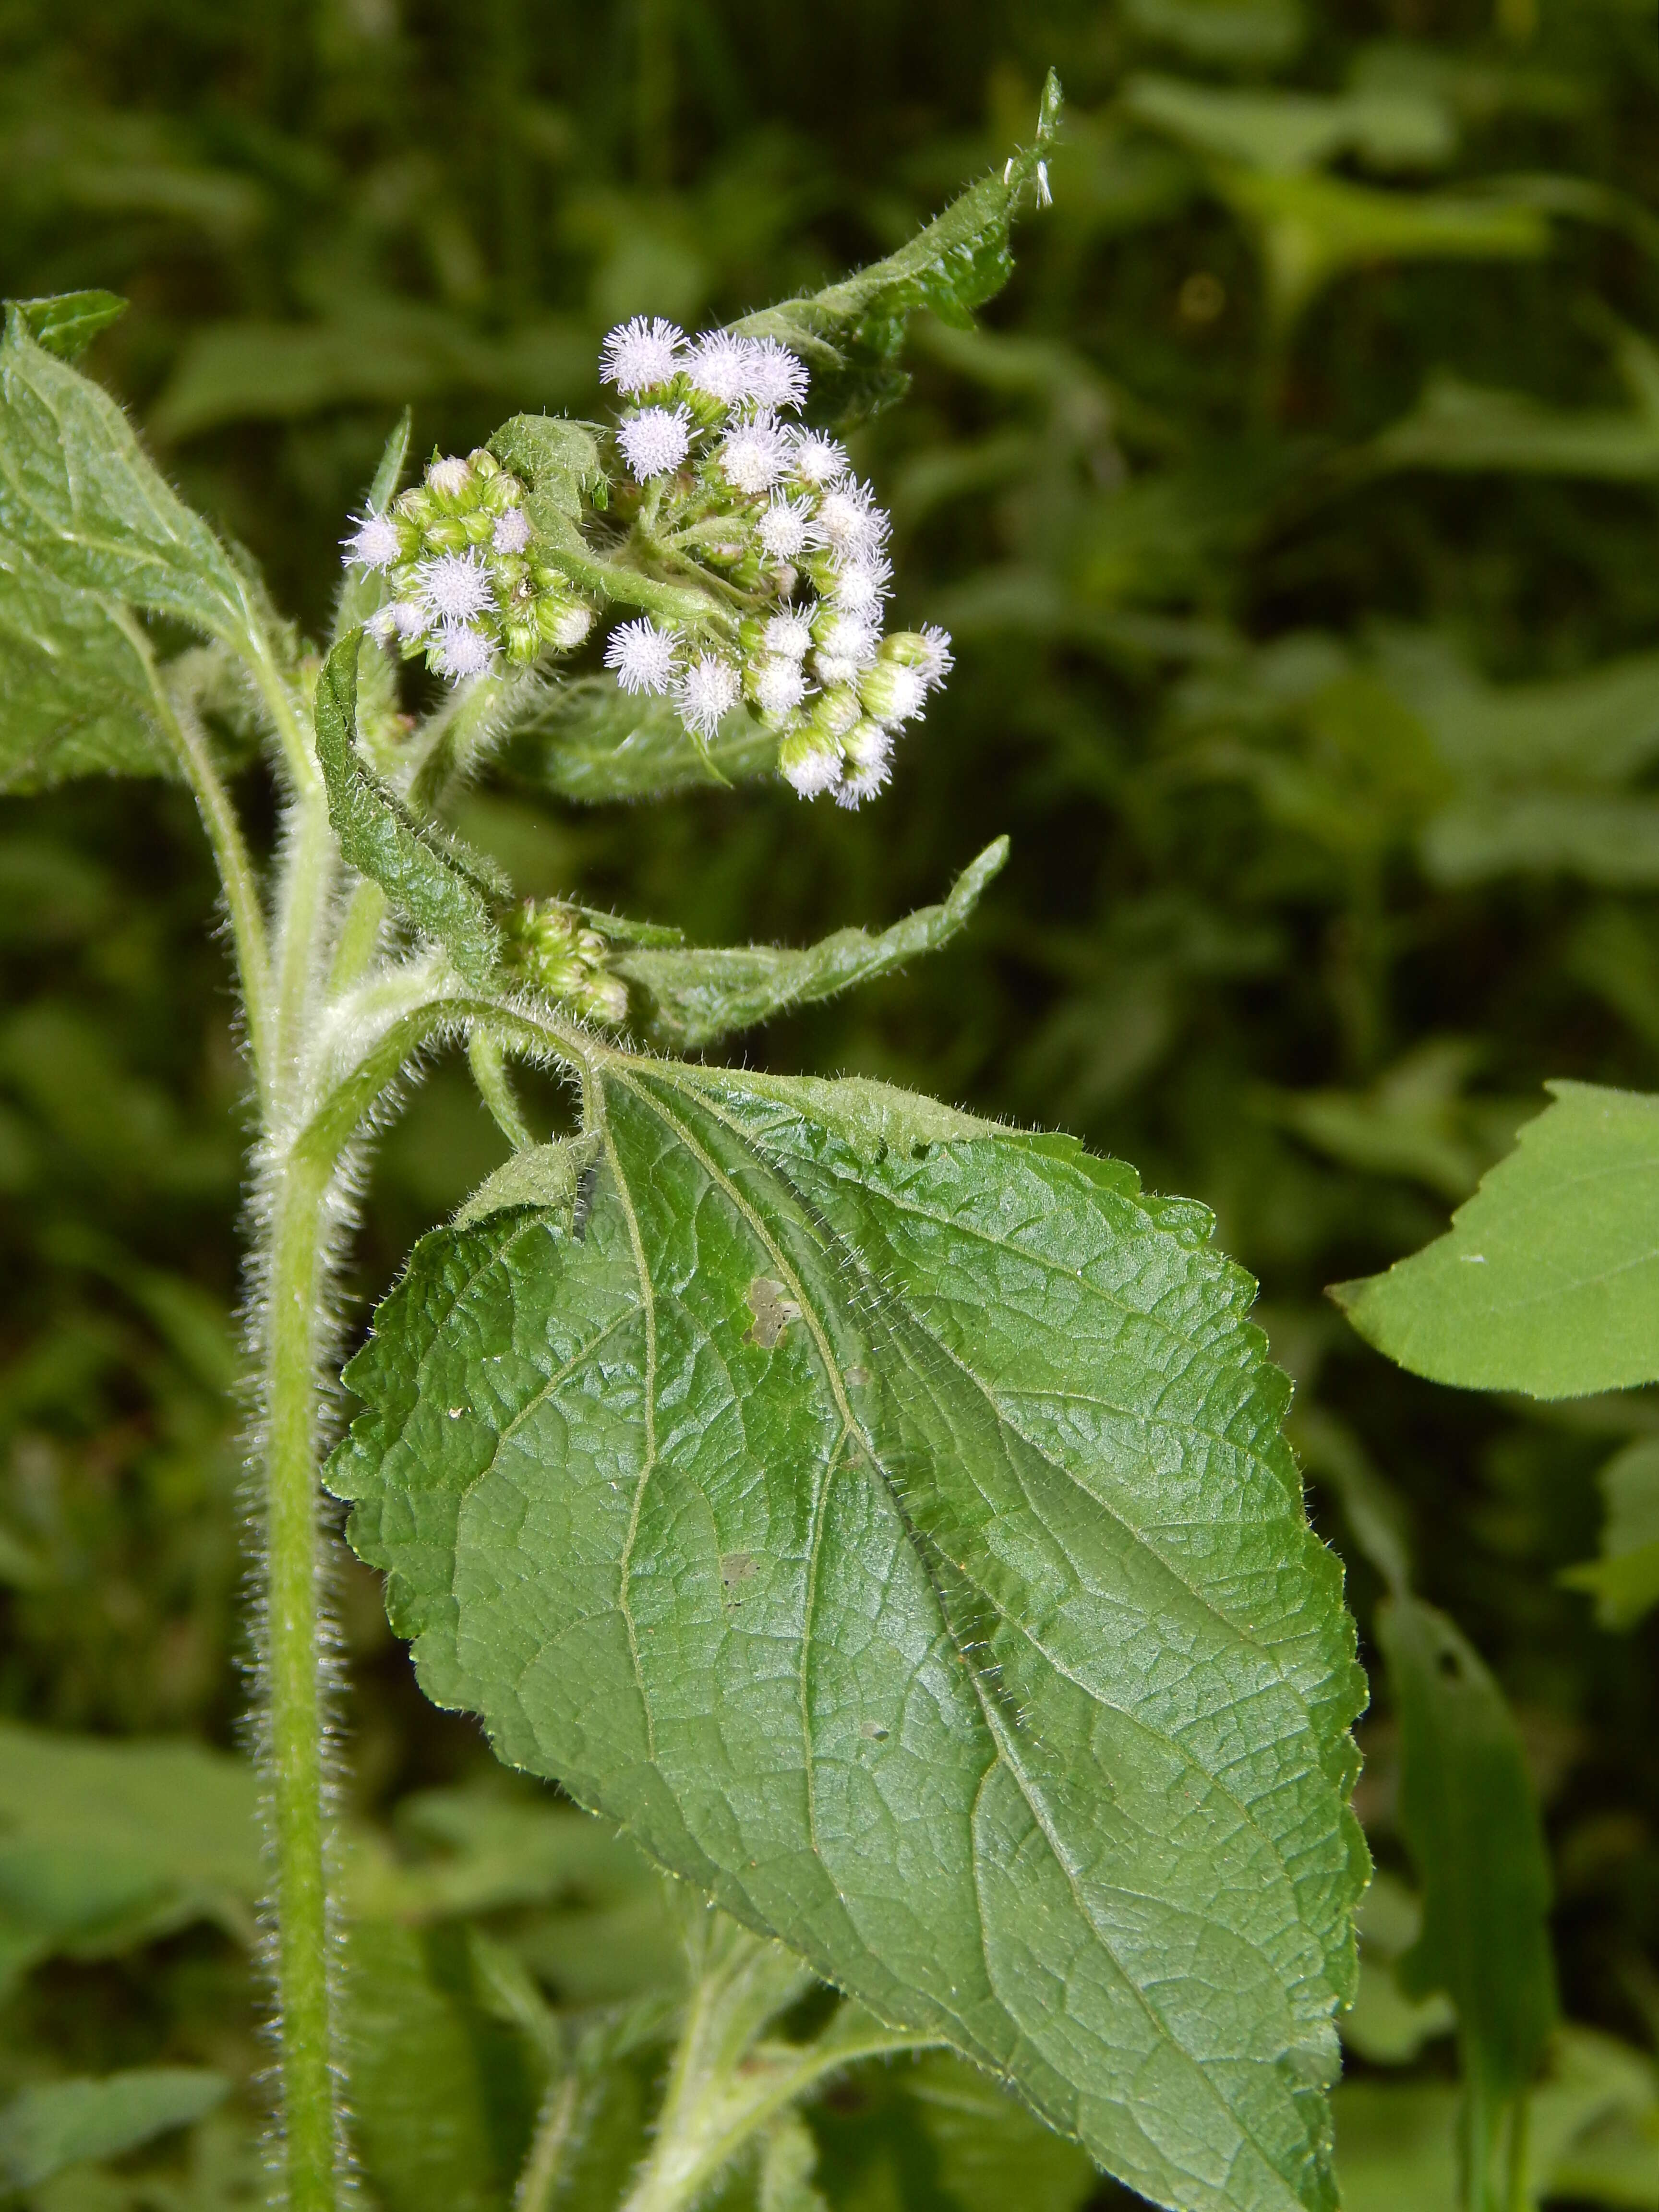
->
xmin=733 ymin=73 xmax=1061 ymax=424
xmin=327 ymin=1056 xmax=1367 ymax=2212
xmin=609 ymin=838 xmax=1009 ymax=1048
xmin=313 ymin=632 xmax=505 ymax=989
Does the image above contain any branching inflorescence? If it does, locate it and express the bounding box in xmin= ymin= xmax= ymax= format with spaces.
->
xmin=343 ymin=320 xmax=951 ymax=809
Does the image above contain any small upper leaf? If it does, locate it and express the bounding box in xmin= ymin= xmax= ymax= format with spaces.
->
xmin=487 ymin=415 xmax=609 ymax=540
xmin=12 ymin=290 xmax=128 ymax=362
xmin=1333 ymin=1080 xmax=1659 ymax=1398
xmin=735 ymin=73 xmax=1061 ymax=422
xmin=1560 ymin=1437 xmax=1659 ymax=1631
xmin=331 ymin=1056 xmax=1365 ymax=2212
xmin=613 ymin=838 xmax=1008 ymax=1048
xmin=314 ymin=633 xmax=504 ymax=989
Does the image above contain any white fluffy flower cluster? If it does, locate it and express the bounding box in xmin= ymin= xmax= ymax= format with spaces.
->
xmin=342 ymin=448 xmax=593 ymax=681
xmin=597 ymin=318 xmax=952 ymax=806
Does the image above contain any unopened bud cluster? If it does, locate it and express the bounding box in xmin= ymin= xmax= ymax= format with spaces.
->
xmin=501 ymin=902 xmax=627 ymax=1026
xmin=598 ymin=318 xmax=951 ymax=807
xmin=343 ymin=450 xmax=593 ymax=681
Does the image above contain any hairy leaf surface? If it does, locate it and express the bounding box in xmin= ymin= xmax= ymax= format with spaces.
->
xmin=314 ymin=634 xmax=503 ymax=988
xmin=1334 ymin=1080 xmax=1659 ymax=1397
xmin=735 ymin=74 xmax=1061 ymax=421
xmin=504 ymin=675 xmax=777 ymax=803
xmin=613 ymin=839 xmax=1007 ymax=1048
xmin=330 ymin=1059 xmax=1366 ymax=2212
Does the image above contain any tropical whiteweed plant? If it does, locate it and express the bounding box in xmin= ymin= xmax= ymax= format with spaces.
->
xmin=0 ymin=79 xmax=1371 ymax=2212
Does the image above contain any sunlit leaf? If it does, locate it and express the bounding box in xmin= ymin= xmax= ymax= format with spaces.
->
xmin=1334 ymin=1081 xmax=1659 ymax=1397
xmin=613 ymin=839 xmax=1007 ymax=1049
xmin=503 ymin=675 xmax=776 ymax=804
xmin=735 ymin=74 xmax=1061 ymax=422
xmin=331 ymin=1060 xmax=1365 ymax=2212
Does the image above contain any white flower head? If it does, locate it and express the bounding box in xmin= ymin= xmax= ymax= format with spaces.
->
xmin=419 ymin=551 xmax=494 ymax=625
xmin=492 ymin=507 xmax=532 ymax=554
xmin=758 ymin=496 xmax=813 ymax=563
xmin=719 ymin=414 xmax=788 ymax=496
xmin=916 ymin=622 xmax=953 ymax=689
xmin=547 ymin=604 xmax=593 ymax=650
xmin=755 ymin=658 xmax=808 ymax=720
xmin=828 ymin=554 xmax=891 ymax=617
xmin=813 ymin=481 xmax=889 ymax=559
xmin=427 ymin=455 xmax=474 ymax=501
xmin=860 ymin=660 xmax=928 ymax=725
xmin=835 ymin=724 xmax=894 ymax=807
xmin=433 ymin=622 xmax=495 ymax=681
xmin=781 ymin=743 xmax=844 ymax=800
xmin=687 ymin=331 xmax=761 ymax=409
xmin=763 ymin=605 xmax=816 ymax=661
xmin=364 ymin=606 xmax=399 ymax=645
xmin=604 ymin=617 xmax=679 ymax=696
xmin=390 ymin=599 xmax=430 ymax=640
xmin=745 ymin=337 xmax=809 ymax=413
xmin=790 ymin=428 xmax=850 ymax=486
xmin=343 ymin=513 xmax=401 ymax=570
xmin=618 ymin=404 xmax=692 ymax=482
xmin=816 ymin=612 xmax=879 ymax=667
xmin=677 ymin=653 xmax=741 ymax=739
xmin=600 ymin=315 xmax=686 ymax=395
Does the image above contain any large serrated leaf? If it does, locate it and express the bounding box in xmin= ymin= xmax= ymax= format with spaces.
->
xmin=329 ymin=1059 xmax=1366 ymax=2212
xmin=0 ymin=546 xmax=172 ymax=793
xmin=613 ymin=838 xmax=1007 ymax=1048
xmin=314 ymin=634 xmax=503 ymax=989
xmin=734 ymin=74 xmax=1061 ymax=423
xmin=1333 ymin=1080 xmax=1659 ymax=1398
xmin=503 ymin=675 xmax=777 ymax=804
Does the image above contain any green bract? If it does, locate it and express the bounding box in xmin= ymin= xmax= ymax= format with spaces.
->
xmin=329 ymin=1058 xmax=1366 ymax=2212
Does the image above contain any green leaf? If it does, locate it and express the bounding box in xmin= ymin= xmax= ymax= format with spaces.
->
xmin=1122 ymin=76 xmax=1454 ymax=176
xmin=613 ymin=840 xmax=1008 ymax=1049
xmin=1333 ymin=1081 xmax=1659 ymax=1398
xmin=0 ymin=2070 xmax=228 ymax=2189
xmin=1374 ymin=1595 xmax=1556 ymax=2153
xmin=1122 ymin=0 xmax=1304 ymax=67
xmin=487 ymin=415 xmax=609 ymax=538
xmin=901 ymin=2054 xmax=1099 ymax=2212
xmin=313 ymin=634 xmax=503 ymax=989
xmin=0 ymin=1721 xmax=259 ymax=1989
xmin=1420 ymin=794 xmax=1659 ymax=887
xmin=330 ymin=1059 xmax=1366 ymax=2212
xmin=0 ymin=306 xmax=272 ymax=666
xmin=346 ymin=1916 xmax=535 ymax=2212
xmin=503 ymin=676 xmax=777 ymax=804
xmin=0 ymin=548 xmax=174 ymax=793
xmin=12 ymin=290 xmax=128 ymax=362
xmin=1215 ymin=169 xmax=1548 ymax=328
xmin=733 ymin=74 xmax=1061 ymax=423
xmin=1561 ymin=1437 xmax=1659 ymax=1630
xmin=453 ymin=1141 xmax=598 ymax=1233
xmin=1371 ymin=371 xmax=1659 ymax=482
xmin=1338 ymin=1875 xmax=1455 ymax=2067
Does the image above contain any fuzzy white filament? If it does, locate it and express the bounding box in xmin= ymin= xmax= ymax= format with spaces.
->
xmin=814 ymin=482 xmax=889 ymax=558
xmin=916 ymin=623 xmax=954 ymax=688
xmin=390 ymin=600 xmax=429 ymax=640
xmin=764 ymin=606 xmax=816 ymax=661
xmin=427 ymin=456 xmax=473 ymax=500
xmin=876 ymin=663 xmax=928 ymax=723
xmin=433 ymin=623 xmax=494 ymax=680
xmin=343 ymin=514 xmax=401 ymax=569
xmin=837 ymin=724 xmax=894 ymax=807
xmin=604 ymin=617 xmax=679 ymax=696
xmin=720 ymin=416 xmax=788 ymax=496
xmin=755 ymin=659 xmax=808 ymax=719
xmin=745 ymin=338 xmax=809 ymax=413
xmin=782 ymin=746 xmax=843 ymax=799
xmin=817 ymin=613 xmax=879 ymax=667
xmin=601 ymin=316 xmax=686 ymax=395
xmin=758 ymin=496 xmax=813 ymax=562
xmin=677 ymin=653 xmax=741 ymax=738
xmin=618 ymin=405 xmax=692 ymax=482
xmin=828 ymin=556 xmax=890 ymax=617
xmin=418 ymin=551 xmax=494 ymax=625
xmin=790 ymin=428 xmax=850 ymax=486
xmin=492 ymin=507 xmax=532 ymax=554
xmin=687 ymin=332 xmax=762 ymax=408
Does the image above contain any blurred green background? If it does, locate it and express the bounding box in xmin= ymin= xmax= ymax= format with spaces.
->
xmin=6 ymin=0 xmax=1659 ymax=2206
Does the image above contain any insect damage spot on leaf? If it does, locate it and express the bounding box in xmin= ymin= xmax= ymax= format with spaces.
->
xmin=745 ymin=1276 xmax=801 ymax=1348
xmin=720 ymin=1552 xmax=757 ymax=1599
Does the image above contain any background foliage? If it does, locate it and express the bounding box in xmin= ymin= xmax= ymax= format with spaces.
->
xmin=5 ymin=0 xmax=1659 ymax=2206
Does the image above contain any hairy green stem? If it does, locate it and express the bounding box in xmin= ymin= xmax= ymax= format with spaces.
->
xmin=513 ymin=2073 xmax=581 ymax=2212
xmin=262 ymin=1144 xmax=340 ymax=2212
xmin=274 ymin=793 xmax=338 ymax=1112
